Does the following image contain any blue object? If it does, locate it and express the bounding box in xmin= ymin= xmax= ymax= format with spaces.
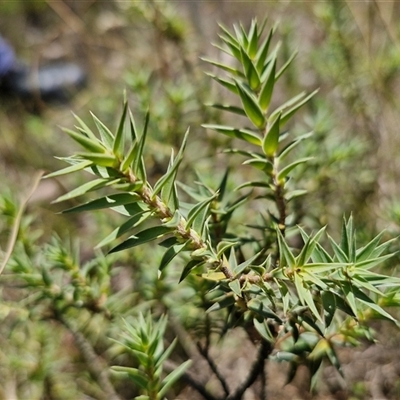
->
xmin=0 ymin=35 xmax=16 ymax=77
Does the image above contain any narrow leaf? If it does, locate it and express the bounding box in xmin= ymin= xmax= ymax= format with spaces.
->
xmin=259 ymin=58 xmax=276 ymax=111
xmin=113 ymin=101 xmax=128 ymax=157
xmin=262 ymin=112 xmax=281 ymax=156
xmin=256 ymin=28 xmax=274 ymax=72
xmin=43 ymin=160 xmax=92 ymax=179
xmin=277 ymin=157 xmax=313 ymax=181
xmin=280 ymin=89 xmax=319 ymax=127
xmin=109 ymin=226 xmax=173 ymax=253
xmin=76 ymin=152 xmax=117 ymax=167
xmin=62 ymin=193 xmax=140 ymax=214
xmin=63 ymin=128 xmax=106 ymax=153
xmin=235 ymin=81 xmax=266 ymax=129
xmin=202 ymin=124 xmax=262 ymax=146
xmin=240 ymin=46 xmax=261 ymax=90
xmin=53 ymin=178 xmax=119 ymax=203
xmin=208 ymin=103 xmax=246 ymax=117
xmin=90 ymin=112 xmax=114 ymax=148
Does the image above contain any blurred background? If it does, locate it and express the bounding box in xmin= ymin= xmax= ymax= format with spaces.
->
xmin=1 ymin=0 xmax=400 ymax=399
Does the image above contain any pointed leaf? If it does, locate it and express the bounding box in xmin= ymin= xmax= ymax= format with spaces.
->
xmin=63 ymin=128 xmax=106 ymax=153
xmin=186 ymin=192 xmax=218 ymax=230
xmin=294 ymin=273 xmax=323 ymax=323
xmin=109 ymin=226 xmax=173 ymax=253
xmin=243 ymin=158 xmax=273 ymax=174
xmin=275 ymin=50 xmax=298 ymax=81
xmin=53 ymin=178 xmax=119 ymax=203
xmin=96 ymin=210 xmax=151 ymax=248
xmin=159 ymin=360 xmax=192 ymax=398
xmin=153 ymin=129 xmax=189 ymax=198
xmin=62 ymin=193 xmax=140 ymax=213
xmin=43 ymin=160 xmax=93 ymax=179
xmin=208 ymin=103 xmax=246 ymax=117
xmin=76 ymin=152 xmax=117 ymax=167
xmin=280 ymin=90 xmax=319 ymax=127
xmin=202 ymin=124 xmax=262 ymax=146
xmin=132 ymin=112 xmax=149 ymax=181
xmin=205 ymin=73 xmax=238 ymax=94
xmin=159 ymin=242 xmax=188 ymax=271
xmin=277 ymin=230 xmax=295 ymax=269
xmin=235 ymin=81 xmax=266 ymax=129
xmin=113 ymin=101 xmax=128 ymax=157
xmin=262 ymin=112 xmax=281 ymax=156
xmin=277 ymin=157 xmax=313 ymax=181
xmin=240 ymin=46 xmax=261 ymax=90
xmin=90 ymin=112 xmax=114 ymax=148
xmin=201 ymin=57 xmax=245 ymax=77
xmin=259 ymin=58 xmax=276 ymax=111
xmin=247 ymin=19 xmax=258 ymax=58
xmin=180 ymin=260 xmax=204 ymax=282
xmin=256 ymin=28 xmax=274 ymax=72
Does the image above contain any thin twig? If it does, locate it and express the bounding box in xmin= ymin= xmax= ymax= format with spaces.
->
xmin=197 ymin=343 xmax=230 ymax=397
xmin=227 ymin=340 xmax=272 ymax=400
xmin=0 ymin=170 xmax=44 ymax=276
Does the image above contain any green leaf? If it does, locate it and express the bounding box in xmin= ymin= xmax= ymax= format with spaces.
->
xmin=294 ymin=273 xmax=323 ymax=323
xmin=205 ymin=73 xmax=238 ymax=94
xmin=262 ymin=112 xmax=281 ymax=157
xmin=278 ymin=132 xmax=313 ymax=161
xmin=132 ymin=112 xmax=149 ymax=181
xmin=90 ymin=111 xmax=114 ymax=148
xmin=259 ymin=58 xmax=276 ymax=111
xmin=76 ymin=152 xmax=117 ymax=167
xmin=228 ymin=279 xmax=242 ymax=297
xmin=53 ymin=178 xmax=119 ymax=203
xmin=72 ymin=113 xmax=99 ymax=142
xmin=62 ymin=193 xmax=140 ymax=214
xmin=243 ymin=158 xmax=273 ymax=174
xmin=217 ymin=36 xmax=242 ymax=61
xmin=43 ymin=160 xmax=93 ymax=179
xmin=202 ymin=124 xmax=262 ymax=146
xmin=247 ymin=19 xmax=258 ymax=58
xmin=277 ymin=157 xmax=313 ymax=182
xmin=356 ymin=231 xmax=385 ymax=262
xmin=96 ymin=211 xmax=150 ymax=248
xmin=285 ymin=189 xmax=308 ymax=202
xmin=159 ymin=242 xmax=188 ymax=271
xmin=113 ymin=100 xmax=128 ymax=157
xmin=277 ymin=230 xmax=295 ymax=269
xmin=201 ymin=57 xmax=245 ymax=78
xmin=248 ymin=298 xmax=282 ymax=322
xmin=253 ymin=318 xmax=275 ymax=342
xmin=111 ymin=366 xmax=148 ymax=389
xmin=153 ymin=129 xmax=189 ymax=198
xmin=218 ymin=23 xmax=240 ymax=48
xmin=256 ymin=28 xmax=274 ymax=72
xmin=63 ymin=127 xmax=106 ymax=153
xmin=296 ymin=227 xmax=326 ymax=267
xmin=280 ymin=89 xmax=319 ymax=127
xmin=109 ymin=226 xmax=173 ymax=253
xmin=207 ymin=103 xmax=247 ymax=117
xmin=235 ymin=81 xmax=266 ymax=129
xmin=234 ymin=180 xmax=270 ymax=191
xmin=240 ymin=46 xmax=261 ymax=90
xmin=275 ymin=50 xmax=298 ymax=81
xmin=180 ymin=260 xmax=204 ymax=282
xmin=327 ymin=234 xmax=349 ymax=263
xmin=159 ymin=360 xmax=192 ymax=399
xmin=186 ymin=192 xmax=218 ymax=230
